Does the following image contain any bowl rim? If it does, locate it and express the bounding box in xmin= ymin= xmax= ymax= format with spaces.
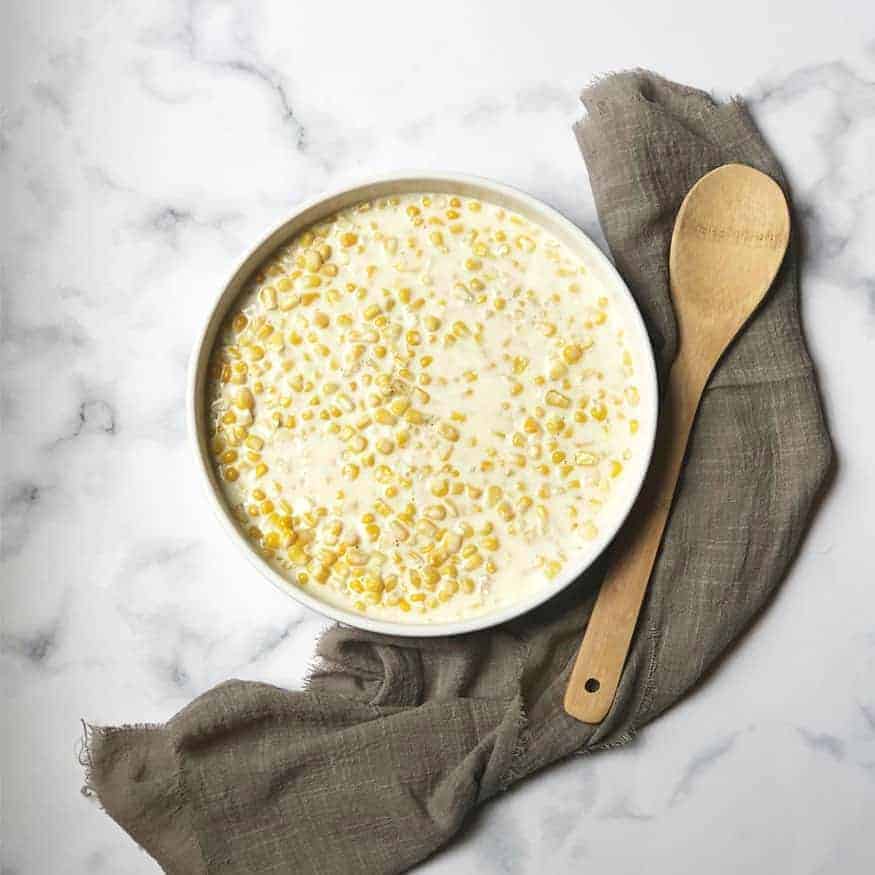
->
xmin=187 ymin=171 xmax=659 ymax=637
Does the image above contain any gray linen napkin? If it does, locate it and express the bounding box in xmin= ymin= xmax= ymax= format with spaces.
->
xmin=82 ymin=71 xmax=832 ymax=875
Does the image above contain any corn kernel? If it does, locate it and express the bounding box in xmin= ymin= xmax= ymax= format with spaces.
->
xmin=439 ymin=422 xmax=459 ymax=442
xmin=563 ymin=344 xmax=583 ymax=364
xmin=512 ymin=356 xmax=529 ymax=375
xmin=463 ymin=552 xmax=483 ymax=570
xmin=348 ymin=435 xmax=368 ymax=453
xmin=590 ymin=402 xmax=608 ymax=421
xmin=545 ymin=415 xmax=565 ymax=434
xmin=546 ymin=390 xmax=571 ymax=409
xmin=235 ymin=388 xmax=254 ymax=410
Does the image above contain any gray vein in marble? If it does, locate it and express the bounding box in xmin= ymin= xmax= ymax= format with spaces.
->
xmin=473 ymin=809 xmax=530 ymax=873
xmin=244 ymin=619 xmax=305 ymax=667
xmin=24 ymin=41 xmax=86 ymax=130
xmin=129 ymin=57 xmax=201 ymax=105
xmin=115 ymin=539 xmax=216 ymax=695
xmin=455 ymin=85 xmax=576 ymax=130
xmin=222 ymin=58 xmax=304 ymax=147
xmin=797 ymin=728 xmax=846 ymax=760
xmin=82 ymin=850 xmax=108 ymax=872
xmin=140 ymin=0 xmax=305 ymax=149
xmin=860 ymin=703 xmax=875 ymax=733
xmin=132 ymin=11 xmax=580 ymax=177
xmin=460 ymin=96 xmax=505 ymax=129
xmin=131 ymin=15 xmax=583 ymax=182
xmin=30 ymin=82 xmax=70 ymax=126
xmin=750 ymin=60 xmax=875 ymax=313
xmin=82 ymin=164 xmax=135 ymax=195
xmin=24 ymin=170 xmax=72 ymax=224
xmin=514 ymin=83 xmax=575 ymax=114
xmin=0 ymin=589 xmax=68 ymax=670
xmin=84 ymin=161 xmax=246 ymax=248
xmin=598 ymin=795 xmax=653 ymax=821
xmin=751 ymin=60 xmax=875 ymax=112
xmin=567 ymin=839 xmax=590 ymax=860
xmin=137 ymin=203 xmax=244 ymax=251
xmin=669 ymin=732 xmax=740 ymax=806
xmin=397 ymin=114 xmax=437 ymax=144
xmin=0 ymin=105 xmax=18 ymax=154
xmin=539 ymin=803 xmax=580 ymax=850
xmin=162 ymin=654 xmax=193 ymax=692
xmin=1 ymin=312 xmax=91 ymax=363
xmin=1 ymin=624 xmax=57 ymax=666
xmin=0 ymin=480 xmax=44 ymax=561
xmin=50 ymin=400 xmax=118 ymax=447
xmin=56 ymin=285 xmax=97 ymax=307
xmin=119 ymin=538 xmax=201 ymax=581
xmin=76 ymin=167 xmax=249 ymax=288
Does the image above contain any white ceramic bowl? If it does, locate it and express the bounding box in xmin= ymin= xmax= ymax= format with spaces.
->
xmin=188 ymin=173 xmax=658 ymax=637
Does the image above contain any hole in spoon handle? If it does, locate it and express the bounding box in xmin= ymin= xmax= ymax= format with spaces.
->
xmin=565 ymin=664 xmax=617 ymax=723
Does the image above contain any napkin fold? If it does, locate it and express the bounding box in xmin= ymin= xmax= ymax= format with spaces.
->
xmin=82 ymin=71 xmax=832 ymax=874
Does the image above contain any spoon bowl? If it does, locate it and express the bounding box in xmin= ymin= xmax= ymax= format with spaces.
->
xmin=670 ymin=163 xmax=791 ymax=361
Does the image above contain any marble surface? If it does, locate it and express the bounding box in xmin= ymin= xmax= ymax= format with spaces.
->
xmin=2 ymin=1 xmax=874 ymax=872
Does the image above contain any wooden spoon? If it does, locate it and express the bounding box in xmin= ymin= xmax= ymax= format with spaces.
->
xmin=564 ymin=163 xmax=790 ymax=723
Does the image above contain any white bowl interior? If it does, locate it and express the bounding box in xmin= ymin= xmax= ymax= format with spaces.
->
xmin=188 ymin=173 xmax=658 ymax=637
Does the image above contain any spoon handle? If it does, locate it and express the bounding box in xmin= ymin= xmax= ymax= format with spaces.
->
xmin=564 ymin=355 xmax=707 ymax=723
